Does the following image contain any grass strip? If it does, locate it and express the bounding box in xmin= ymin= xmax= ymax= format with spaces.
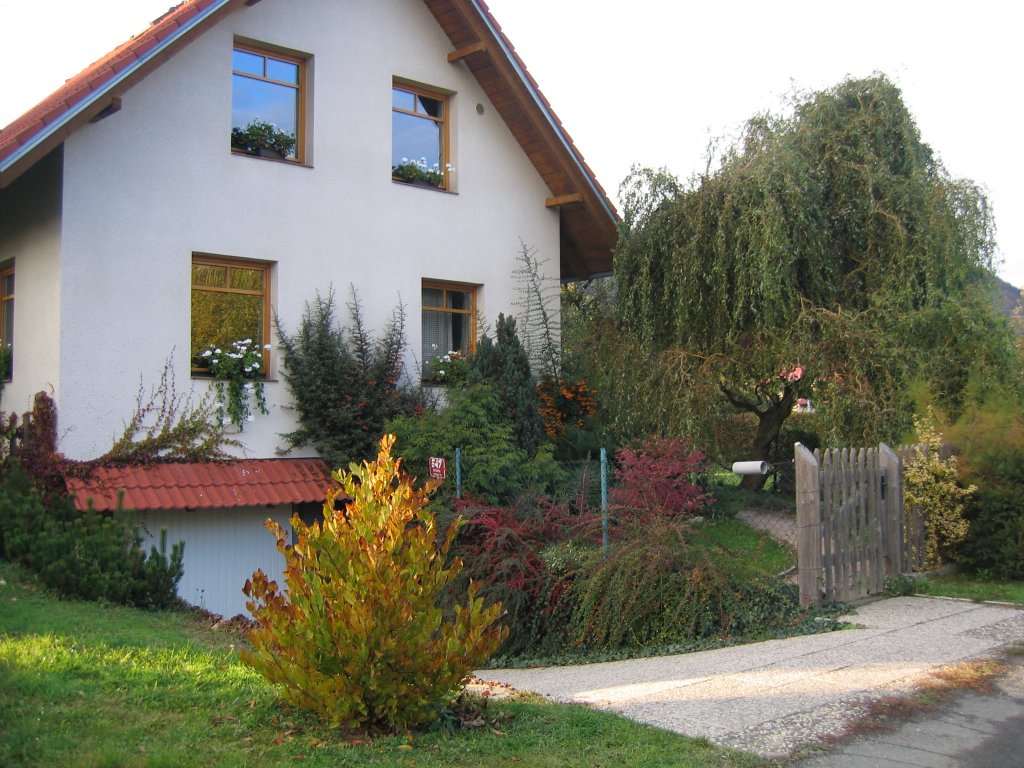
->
xmin=0 ymin=562 xmax=774 ymax=768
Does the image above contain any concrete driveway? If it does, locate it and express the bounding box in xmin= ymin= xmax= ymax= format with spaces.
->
xmin=476 ymin=596 xmax=1024 ymax=759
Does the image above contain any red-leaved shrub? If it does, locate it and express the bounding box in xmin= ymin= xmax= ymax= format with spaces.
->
xmin=610 ymin=435 xmax=712 ymax=523
xmin=454 ymin=496 xmax=598 ymax=656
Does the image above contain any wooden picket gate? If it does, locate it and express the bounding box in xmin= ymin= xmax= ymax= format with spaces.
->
xmin=795 ymin=442 xmax=905 ymax=607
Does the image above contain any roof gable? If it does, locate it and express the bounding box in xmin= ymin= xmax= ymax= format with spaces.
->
xmin=0 ymin=0 xmax=616 ymax=278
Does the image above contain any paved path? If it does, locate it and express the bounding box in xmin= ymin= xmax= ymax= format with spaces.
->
xmin=477 ymin=597 xmax=1024 ymax=758
xmin=797 ymin=654 xmax=1024 ymax=767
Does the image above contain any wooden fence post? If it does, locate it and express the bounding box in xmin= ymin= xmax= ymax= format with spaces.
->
xmin=795 ymin=442 xmax=822 ymax=608
xmin=879 ymin=443 xmax=903 ymax=579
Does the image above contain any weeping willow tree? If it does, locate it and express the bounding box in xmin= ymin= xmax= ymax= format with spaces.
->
xmin=613 ymin=75 xmax=1014 ymax=487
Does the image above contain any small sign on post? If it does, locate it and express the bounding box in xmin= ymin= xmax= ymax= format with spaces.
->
xmin=428 ymin=456 xmax=446 ymax=480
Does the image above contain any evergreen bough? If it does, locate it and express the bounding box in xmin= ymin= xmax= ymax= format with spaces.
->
xmin=472 ymin=313 xmax=545 ymax=455
xmin=275 ymin=286 xmax=412 ymax=469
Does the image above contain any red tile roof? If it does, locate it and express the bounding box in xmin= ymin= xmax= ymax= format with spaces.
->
xmin=65 ymin=458 xmax=335 ymax=512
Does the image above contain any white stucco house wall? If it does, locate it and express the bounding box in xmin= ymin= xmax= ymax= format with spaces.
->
xmin=0 ymin=0 xmax=617 ymax=617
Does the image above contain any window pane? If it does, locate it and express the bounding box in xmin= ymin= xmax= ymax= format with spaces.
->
xmin=447 ymin=290 xmax=470 ymax=311
xmin=450 ymin=313 xmax=469 ymax=353
xmin=191 ymin=290 xmax=263 ymax=365
xmin=267 ymin=58 xmax=299 ymax=85
xmin=1 ymin=299 xmax=12 ymax=347
xmin=422 ymin=309 xmax=446 ymax=368
xmin=232 ymin=49 xmax=264 ymax=76
xmin=392 ymin=111 xmax=441 ymax=169
xmin=229 ymin=266 xmax=264 ymax=292
xmin=1 ymin=274 xmax=13 ymax=294
xmin=392 ymin=87 xmax=415 ymax=111
xmin=192 ymin=263 xmax=227 ymax=288
xmin=232 ymin=75 xmax=298 ymax=138
xmin=422 ymin=287 xmax=443 ymax=308
xmin=417 ymin=94 xmax=443 ymax=118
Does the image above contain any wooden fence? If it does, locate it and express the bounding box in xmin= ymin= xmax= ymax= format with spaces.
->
xmin=796 ymin=442 xmax=905 ymax=607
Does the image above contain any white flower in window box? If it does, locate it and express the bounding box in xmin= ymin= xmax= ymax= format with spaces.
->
xmin=196 ymin=339 xmax=269 ymax=430
xmin=391 ymin=157 xmax=454 ymax=188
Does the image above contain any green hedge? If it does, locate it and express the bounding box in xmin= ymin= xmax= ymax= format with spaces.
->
xmin=959 ymin=447 xmax=1024 ymax=579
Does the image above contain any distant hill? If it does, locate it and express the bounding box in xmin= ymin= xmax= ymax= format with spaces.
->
xmin=997 ymin=277 xmax=1023 ymax=319
xmin=996 ymin=278 xmax=1023 ymax=336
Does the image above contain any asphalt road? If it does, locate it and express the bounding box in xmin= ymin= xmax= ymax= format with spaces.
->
xmin=479 ymin=597 xmax=1024 ymax=760
xmin=795 ymin=653 xmax=1024 ymax=767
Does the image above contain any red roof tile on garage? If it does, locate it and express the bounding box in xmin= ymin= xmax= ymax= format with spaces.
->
xmin=65 ymin=458 xmax=334 ymax=512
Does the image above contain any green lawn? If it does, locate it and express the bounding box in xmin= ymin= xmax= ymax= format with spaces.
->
xmin=0 ymin=563 xmax=774 ymax=768
xmin=914 ymin=572 xmax=1024 ymax=604
xmin=694 ymin=516 xmax=795 ymax=577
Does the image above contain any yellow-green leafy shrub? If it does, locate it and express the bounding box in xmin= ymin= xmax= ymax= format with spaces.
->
xmin=904 ymin=411 xmax=974 ymax=569
xmin=242 ymin=435 xmax=506 ymax=732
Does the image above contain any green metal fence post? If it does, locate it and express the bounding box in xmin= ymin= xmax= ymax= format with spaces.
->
xmin=601 ymin=447 xmax=609 ymax=557
xmin=455 ymin=446 xmax=462 ymax=499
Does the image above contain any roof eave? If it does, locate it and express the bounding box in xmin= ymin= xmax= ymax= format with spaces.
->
xmin=0 ymin=0 xmax=239 ymax=189
xmin=468 ymin=0 xmax=617 ymax=227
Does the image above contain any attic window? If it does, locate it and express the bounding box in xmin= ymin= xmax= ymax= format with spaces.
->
xmin=231 ymin=44 xmax=305 ymax=161
xmin=392 ymin=83 xmax=452 ymax=189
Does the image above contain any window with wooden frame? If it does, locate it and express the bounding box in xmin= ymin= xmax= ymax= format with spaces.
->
xmin=0 ymin=265 xmax=12 ymax=381
xmin=392 ymin=83 xmax=452 ymax=190
xmin=191 ymin=256 xmax=271 ymax=375
xmin=422 ymin=282 xmax=475 ymax=380
xmin=231 ymin=43 xmax=306 ymax=162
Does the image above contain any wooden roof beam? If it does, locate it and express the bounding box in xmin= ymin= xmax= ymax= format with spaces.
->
xmin=546 ymin=192 xmax=584 ymax=208
xmin=447 ymin=41 xmax=488 ymax=63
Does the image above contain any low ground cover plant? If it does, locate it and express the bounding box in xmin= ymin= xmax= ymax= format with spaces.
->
xmin=572 ymin=521 xmax=802 ymax=652
xmin=912 ymin=571 xmax=1024 ymax=604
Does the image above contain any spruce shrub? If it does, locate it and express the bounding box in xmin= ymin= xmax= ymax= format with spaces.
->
xmin=275 ymin=286 xmax=415 ymax=469
xmin=471 ymin=313 xmax=546 ymax=455
xmin=242 ymin=436 xmax=506 ymax=732
xmin=0 ymin=463 xmax=184 ymax=608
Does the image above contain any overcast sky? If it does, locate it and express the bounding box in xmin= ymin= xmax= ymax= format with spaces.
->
xmin=2 ymin=0 xmax=1020 ymax=287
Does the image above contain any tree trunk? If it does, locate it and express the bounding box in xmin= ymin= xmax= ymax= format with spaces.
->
xmin=739 ymin=400 xmax=792 ymax=490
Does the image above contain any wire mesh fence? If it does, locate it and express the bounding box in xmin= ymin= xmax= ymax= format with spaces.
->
xmin=440 ymin=448 xmax=799 ymax=575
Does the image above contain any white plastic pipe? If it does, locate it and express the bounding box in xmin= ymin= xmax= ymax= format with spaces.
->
xmin=732 ymin=460 xmax=768 ymax=475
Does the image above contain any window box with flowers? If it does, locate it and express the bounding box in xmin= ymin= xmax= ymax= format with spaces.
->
xmin=427 ymin=350 xmax=471 ymax=385
xmin=392 ymin=157 xmax=455 ymax=189
xmin=197 ymin=339 xmax=270 ymax=429
xmin=230 ymin=119 xmax=298 ymax=160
